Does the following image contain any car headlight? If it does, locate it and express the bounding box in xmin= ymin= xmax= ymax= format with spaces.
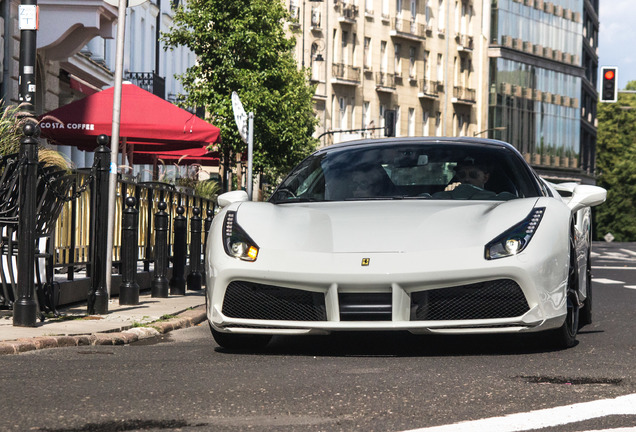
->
xmin=485 ymin=207 xmax=545 ymax=260
xmin=223 ymin=211 xmax=259 ymax=261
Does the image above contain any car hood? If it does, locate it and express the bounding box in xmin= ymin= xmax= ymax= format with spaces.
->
xmin=233 ymin=199 xmax=540 ymax=254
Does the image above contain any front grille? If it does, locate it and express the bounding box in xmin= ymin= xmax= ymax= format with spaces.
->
xmin=222 ymin=281 xmax=327 ymax=321
xmin=339 ymin=292 xmax=392 ymax=321
xmin=411 ymin=279 xmax=529 ymax=321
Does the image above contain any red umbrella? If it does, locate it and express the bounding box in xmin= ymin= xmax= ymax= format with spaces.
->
xmin=39 ymin=82 xmax=221 ymax=165
xmin=132 ymin=146 xmax=220 ymax=166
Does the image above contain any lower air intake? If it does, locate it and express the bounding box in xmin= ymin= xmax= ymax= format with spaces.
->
xmin=222 ymin=281 xmax=327 ymax=321
xmin=411 ymin=279 xmax=529 ymax=321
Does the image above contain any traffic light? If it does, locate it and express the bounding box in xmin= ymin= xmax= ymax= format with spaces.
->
xmin=384 ymin=110 xmax=396 ymax=137
xmin=600 ymin=66 xmax=618 ymax=102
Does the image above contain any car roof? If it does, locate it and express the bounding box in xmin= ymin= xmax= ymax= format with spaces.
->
xmin=313 ymin=137 xmax=521 ymax=156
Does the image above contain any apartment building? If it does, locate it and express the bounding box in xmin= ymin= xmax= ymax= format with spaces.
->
xmin=293 ymin=0 xmax=598 ymax=184
xmin=289 ymin=0 xmax=489 ymax=146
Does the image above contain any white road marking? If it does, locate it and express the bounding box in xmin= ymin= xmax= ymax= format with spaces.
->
xmin=401 ymin=393 xmax=636 ymax=432
xmin=592 ymin=266 xmax=636 ymax=270
xmin=593 ymin=278 xmax=626 ymax=284
xmin=625 ymin=286 xmax=636 ymax=290
xmin=620 ymin=249 xmax=636 ymax=257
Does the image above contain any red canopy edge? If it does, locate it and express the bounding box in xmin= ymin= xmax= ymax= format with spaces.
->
xmin=39 ymin=83 xmax=221 ymax=162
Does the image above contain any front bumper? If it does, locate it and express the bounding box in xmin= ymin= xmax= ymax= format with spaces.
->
xmin=205 ymin=246 xmax=569 ymax=336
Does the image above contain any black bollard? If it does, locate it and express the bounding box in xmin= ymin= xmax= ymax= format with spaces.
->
xmin=170 ymin=206 xmax=187 ymax=295
xmin=119 ymin=196 xmax=139 ymax=305
xmin=88 ymin=135 xmax=110 ymax=315
xmin=151 ymin=201 xmax=169 ymax=298
xmin=187 ymin=207 xmax=203 ymax=291
xmin=13 ymin=122 xmax=39 ymax=327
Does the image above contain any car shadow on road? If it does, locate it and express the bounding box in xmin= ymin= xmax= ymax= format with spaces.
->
xmin=216 ymin=331 xmax=575 ymax=357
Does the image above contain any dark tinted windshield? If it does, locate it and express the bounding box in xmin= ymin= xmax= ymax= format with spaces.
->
xmin=270 ymin=142 xmax=541 ymax=203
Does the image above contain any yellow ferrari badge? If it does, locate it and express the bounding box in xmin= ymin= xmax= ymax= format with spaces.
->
xmin=361 ymin=258 xmax=370 ymax=266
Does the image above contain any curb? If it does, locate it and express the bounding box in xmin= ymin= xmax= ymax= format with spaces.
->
xmin=0 ymin=305 xmax=207 ymax=356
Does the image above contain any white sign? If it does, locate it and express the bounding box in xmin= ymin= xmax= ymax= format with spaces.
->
xmin=231 ymin=91 xmax=248 ymax=144
xmin=19 ymin=5 xmax=38 ymax=30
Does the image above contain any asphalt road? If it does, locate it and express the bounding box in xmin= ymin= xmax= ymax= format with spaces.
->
xmin=0 ymin=242 xmax=635 ymax=432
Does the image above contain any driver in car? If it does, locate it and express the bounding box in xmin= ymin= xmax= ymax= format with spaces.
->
xmin=445 ymin=160 xmax=490 ymax=191
xmin=433 ymin=159 xmax=507 ymax=200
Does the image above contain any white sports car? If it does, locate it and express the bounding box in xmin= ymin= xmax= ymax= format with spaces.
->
xmin=205 ymin=138 xmax=606 ymax=350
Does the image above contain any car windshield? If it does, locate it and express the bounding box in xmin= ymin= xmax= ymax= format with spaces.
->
xmin=270 ymin=142 xmax=541 ymax=203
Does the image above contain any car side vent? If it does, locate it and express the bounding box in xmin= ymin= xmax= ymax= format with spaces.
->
xmin=410 ymin=279 xmax=529 ymax=321
xmin=223 ymin=281 xmax=327 ymax=321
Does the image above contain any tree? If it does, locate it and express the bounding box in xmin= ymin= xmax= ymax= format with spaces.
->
xmin=594 ymin=81 xmax=636 ymax=241
xmin=162 ymin=0 xmax=318 ymax=191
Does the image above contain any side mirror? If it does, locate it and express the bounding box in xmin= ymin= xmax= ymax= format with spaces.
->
xmin=218 ymin=190 xmax=249 ymax=208
xmin=567 ymin=185 xmax=607 ymax=213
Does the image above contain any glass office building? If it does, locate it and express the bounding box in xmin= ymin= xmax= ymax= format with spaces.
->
xmin=488 ymin=0 xmax=586 ymax=176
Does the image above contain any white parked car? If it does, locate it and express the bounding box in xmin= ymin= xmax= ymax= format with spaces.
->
xmin=205 ymin=138 xmax=606 ymax=350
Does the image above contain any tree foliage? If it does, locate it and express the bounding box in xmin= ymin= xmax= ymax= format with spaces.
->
xmin=594 ymin=81 xmax=636 ymax=241
xmin=161 ymin=0 xmax=318 ymax=186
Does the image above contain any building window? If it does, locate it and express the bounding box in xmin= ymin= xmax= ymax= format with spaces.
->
xmin=422 ymin=111 xmax=429 ymax=136
xmin=381 ymin=41 xmax=388 ymax=72
xmin=394 ymin=43 xmax=402 ymax=76
xmin=435 ymin=111 xmax=442 ymax=136
xmin=438 ymin=0 xmax=445 ymax=32
xmin=364 ymin=37 xmax=372 ymax=69
xmin=409 ymin=46 xmax=416 ymax=78
xmin=408 ymin=108 xmax=415 ymax=136
xmin=437 ymin=53 xmax=443 ymax=81
xmin=342 ymin=31 xmax=349 ymax=64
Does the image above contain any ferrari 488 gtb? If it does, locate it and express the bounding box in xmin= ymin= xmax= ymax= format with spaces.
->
xmin=205 ymin=138 xmax=606 ymax=350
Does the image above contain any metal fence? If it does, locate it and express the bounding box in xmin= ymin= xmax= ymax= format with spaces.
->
xmin=52 ymin=174 xmax=214 ymax=280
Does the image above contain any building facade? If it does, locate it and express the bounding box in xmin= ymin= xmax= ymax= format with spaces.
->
xmin=292 ymin=0 xmax=598 ymax=183
xmin=488 ymin=0 xmax=597 ymax=183
xmin=290 ymin=0 xmax=490 ymax=146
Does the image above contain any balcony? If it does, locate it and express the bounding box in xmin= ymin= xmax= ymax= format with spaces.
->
xmin=375 ymin=72 xmax=396 ymax=92
xmin=390 ymin=18 xmax=426 ymax=42
xmin=331 ymin=63 xmax=361 ymax=85
xmin=338 ymin=4 xmax=359 ymax=24
xmin=456 ymin=34 xmax=474 ymax=53
xmin=452 ymin=86 xmax=476 ymax=105
xmin=417 ymin=79 xmax=440 ymax=99
xmin=124 ymin=72 xmax=166 ymax=99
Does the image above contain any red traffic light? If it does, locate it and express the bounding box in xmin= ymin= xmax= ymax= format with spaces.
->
xmin=600 ymin=67 xmax=618 ymax=102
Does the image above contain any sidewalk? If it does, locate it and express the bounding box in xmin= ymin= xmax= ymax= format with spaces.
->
xmin=0 ymin=290 xmax=207 ymax=355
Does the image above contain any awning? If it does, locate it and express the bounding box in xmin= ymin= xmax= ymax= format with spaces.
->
xmin=39 ymin=82 xmax=221 ymax=165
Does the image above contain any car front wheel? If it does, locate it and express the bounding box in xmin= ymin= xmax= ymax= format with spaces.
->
xmin=547 ymin=243 xmax=580 ymax=349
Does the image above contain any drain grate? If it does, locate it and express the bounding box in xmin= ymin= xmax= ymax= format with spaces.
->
xmin=518 ymin=375 xmax=623 ymax=385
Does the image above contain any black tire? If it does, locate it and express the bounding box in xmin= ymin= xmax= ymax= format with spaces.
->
xmin=579 ymin=249 xmax=593 ymax=328
xmin=547 ymin=289 xmax=579 ymax=349
xmin=547 ymin=240 xmax=580 ymax=349
xmin=209 ymin=324 xmax=272 ymax=350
